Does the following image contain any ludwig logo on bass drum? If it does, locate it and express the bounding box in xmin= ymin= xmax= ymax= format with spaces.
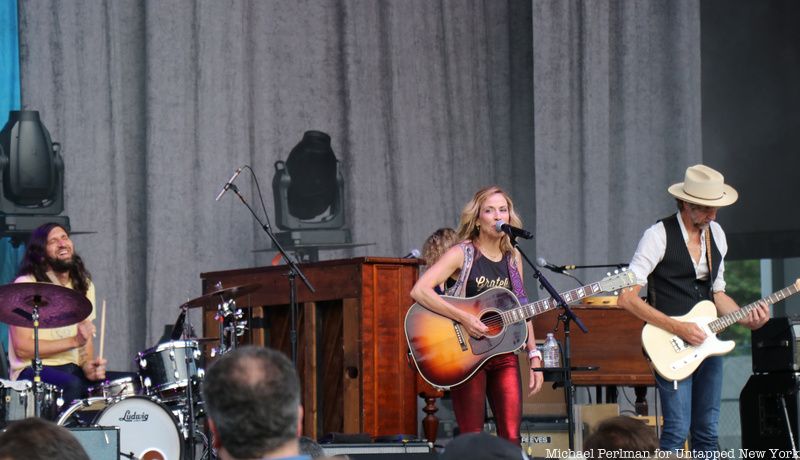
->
xmin=119 ymin=409 xmax=150 ymax=422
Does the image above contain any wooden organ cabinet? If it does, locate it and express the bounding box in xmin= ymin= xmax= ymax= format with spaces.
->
xmin=533 ymin=301 xmax=656 ymax=414
xmin=200 ymin=257 xmax=424 ymax=439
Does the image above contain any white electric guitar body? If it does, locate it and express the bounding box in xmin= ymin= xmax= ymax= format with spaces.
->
xmin=642 ymin=279 xmax=800 ymax=381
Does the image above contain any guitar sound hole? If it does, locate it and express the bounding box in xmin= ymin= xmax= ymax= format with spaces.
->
xmin=480 ymin=311 xmax=503 ymax=337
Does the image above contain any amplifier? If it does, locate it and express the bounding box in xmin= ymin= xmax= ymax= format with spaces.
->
xmin=740 ymin=372 xmax=800 ymax=449
xmin=68 ymin=427 xmax=120 ymax=460
xmin=752 ymin=316 xmax=800 ymax=373
xmin=321 ymin=442 xmax=436 ymax=459
xmin=520 ymin=420 xmax=571 ymax=458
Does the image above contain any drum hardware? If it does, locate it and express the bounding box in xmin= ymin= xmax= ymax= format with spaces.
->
xmin=181 ymin=282 xmax=259 ymax=359
xmin=87 ymin=376 xmax=141 ymax=399
xmin=0 ymin=282 xmax=92 ymax=418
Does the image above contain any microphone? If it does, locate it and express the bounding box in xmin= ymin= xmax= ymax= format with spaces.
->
xmin=215 ymin=167 xmax=243 ymax=201
xmin=536 ymin=257 xmax=573 ymax=274
xmin=495 ymin=220 xmax=533 ymax=240
xmin=403 ymin=249 xmax=421 ymax=259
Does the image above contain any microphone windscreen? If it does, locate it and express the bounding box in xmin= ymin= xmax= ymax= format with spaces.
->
xmin=535 ymin=257 xmax=548 ymax=267
xmin=495 ymin=220 xmax=506 ymax=232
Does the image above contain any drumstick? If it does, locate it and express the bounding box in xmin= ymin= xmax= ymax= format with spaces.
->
xmin=98 ymin=299 xmax=106 ymax=360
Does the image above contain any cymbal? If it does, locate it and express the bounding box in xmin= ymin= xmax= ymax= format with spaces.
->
xmin=0 ymin=282 xmax=93 ymax=328
xmin=180 ymin=283 xmax=261 ymax=309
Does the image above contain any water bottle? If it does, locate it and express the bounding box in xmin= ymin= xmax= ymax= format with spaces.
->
xmin=543 ymin=333 xmax=561 ymax=368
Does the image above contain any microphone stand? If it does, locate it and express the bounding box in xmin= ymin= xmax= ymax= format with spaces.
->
xmin=228 ymin=183 xmax=315 ymax=365
xmin=511 ymin=238 xmax=587 ymax=450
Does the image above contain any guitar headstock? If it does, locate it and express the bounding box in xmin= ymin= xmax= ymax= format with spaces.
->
xmin=795 ymin=278 xmax=800 ymax=290
xmin=598 ymin=269 xmax=637 ymax=293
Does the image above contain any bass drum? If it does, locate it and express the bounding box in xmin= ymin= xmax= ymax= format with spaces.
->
xmin=58 ymin=396 xmax=182 ymax=460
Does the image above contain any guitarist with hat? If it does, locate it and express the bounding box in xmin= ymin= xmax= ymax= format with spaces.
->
xmin=617 ymin=164 xmax=770 ymax=455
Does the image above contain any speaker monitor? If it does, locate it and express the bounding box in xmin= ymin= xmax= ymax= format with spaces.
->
xmin=752 ymin=316 xmax=800 ymax=373
xmin=67 ymin=427 xmax=120 ymax=460
xmin=740 ymin=372 xmax=800 ymax=450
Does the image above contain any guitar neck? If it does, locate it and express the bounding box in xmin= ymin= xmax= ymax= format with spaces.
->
xmin=709 ymin=283 xmax=800 ymax=333
xmin=502 ymin=282 xmax=603 ymax=325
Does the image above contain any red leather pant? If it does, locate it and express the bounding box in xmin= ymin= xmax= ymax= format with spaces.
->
xmin=450 ymin=353 xmax=522 ymax=445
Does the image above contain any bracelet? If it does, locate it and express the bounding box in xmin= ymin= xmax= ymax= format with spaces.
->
xmin=527 ymin=349 xmax=542 ymax=361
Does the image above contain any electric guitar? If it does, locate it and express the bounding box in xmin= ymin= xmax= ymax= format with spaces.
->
xmin=404 ymin=270 xmax=636 ymax=389
xmin=642 ymin=279 xmax=800 ymax=381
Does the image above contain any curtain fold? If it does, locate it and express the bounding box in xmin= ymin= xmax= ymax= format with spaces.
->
xmin=532 ymin=0 xmax=702 ymax=290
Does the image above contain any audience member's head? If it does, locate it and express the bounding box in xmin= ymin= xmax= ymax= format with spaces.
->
xmin=203 ymin=346 xmax=302 ymax=460
xmin=299 ymin=436 xmax=326 ymax=458
xmin=422 ymin=227 xmax=458 ymax=266
xmin=582 ymin=416 xmax=659 ymax=457
xmin=440 ymin=432 xmax=527 ymax=460
xmin=0 ymin=417 xmax=90 ymax=460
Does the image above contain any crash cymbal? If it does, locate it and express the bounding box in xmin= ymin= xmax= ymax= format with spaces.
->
xmin=180 ymin=283 xmax=261 ymax=309
xmin=0 ymin=282 xmax=93 ymax=328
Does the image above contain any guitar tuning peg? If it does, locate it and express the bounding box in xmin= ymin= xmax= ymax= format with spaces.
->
xmin=606 ymin=272 xmax=611 ymax=277
xmin=613 ymin=290 xmax=619 ymax=295
xmin=614 ymin=269 xmax=619 ymax=274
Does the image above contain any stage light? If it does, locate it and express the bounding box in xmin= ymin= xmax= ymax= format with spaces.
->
xmin=0 ymin=110 xmax=69 ymax=243
xmin=272 ymin=131 xmax=349 ymax=247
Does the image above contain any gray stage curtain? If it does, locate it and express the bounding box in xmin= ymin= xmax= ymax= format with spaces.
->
xmin=16 ymin=0 xmax=702 ymax=370
xmin=532 ymin=0 xmax=702 ymax=291
xmin=16 ymin=0 xmax=535 ymax=369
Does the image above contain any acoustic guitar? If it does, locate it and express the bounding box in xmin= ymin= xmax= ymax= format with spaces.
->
xmin=404 ymin=270 xmax=636 ymax=389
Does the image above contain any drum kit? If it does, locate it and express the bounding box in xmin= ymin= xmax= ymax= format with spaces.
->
xmin=0 ymin=281 xmax=260 ymax=460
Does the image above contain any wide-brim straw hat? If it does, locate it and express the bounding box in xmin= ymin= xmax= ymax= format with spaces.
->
xmin=667 ymin=164 xmax=738 ymax=207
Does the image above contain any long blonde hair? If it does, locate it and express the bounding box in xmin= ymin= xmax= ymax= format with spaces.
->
xmin=456 ymin=186 xmax=523 ymax=255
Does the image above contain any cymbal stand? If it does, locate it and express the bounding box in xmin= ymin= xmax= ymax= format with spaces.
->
xmin=181 ymin=304 xmax=198 ymax=460
xmin=31 ymin=296 xmax=44 ymax=418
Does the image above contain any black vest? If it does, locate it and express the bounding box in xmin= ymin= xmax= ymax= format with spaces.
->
xmin=647 ymin=214 xmax=721 ymax=317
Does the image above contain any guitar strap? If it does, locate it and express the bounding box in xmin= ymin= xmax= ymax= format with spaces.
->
xmin=705 ymin=228 xmax=713 ymax=296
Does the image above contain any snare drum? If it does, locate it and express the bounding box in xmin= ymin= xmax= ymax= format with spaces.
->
xmin=137 ymin=340 xmax=203 ymax=400
xmin=87 ymin=376 xmax=141 ymax=399
xmin=58 ymin=396 xmax=183 ymax=460
xmin=0 ymin=379 xmax=62 ymax=426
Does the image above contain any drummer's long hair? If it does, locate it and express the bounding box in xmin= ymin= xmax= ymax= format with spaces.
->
xmin=18 ymin=223 xmax=92 ymax=296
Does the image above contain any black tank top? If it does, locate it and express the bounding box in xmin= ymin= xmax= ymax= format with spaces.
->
xmin=465 ymin=251 xmax=510 ymax=297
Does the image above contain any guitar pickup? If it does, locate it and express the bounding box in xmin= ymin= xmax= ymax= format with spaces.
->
xmin=453 ymin=321 xmax=468 ymax=351
xmin=670 ymin=351 xmax=700 ymax=371
xmin=670 ymin=337 xmax=687 ymax=352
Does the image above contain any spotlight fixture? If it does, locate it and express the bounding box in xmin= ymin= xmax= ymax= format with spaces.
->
xmin=0 ymin=110 xmax=69 ymax=244
xmin=272 ymin=130 xmax=349 ymax=247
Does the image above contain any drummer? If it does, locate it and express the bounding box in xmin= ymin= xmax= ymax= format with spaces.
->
xmin=6 ymin=223 xmax=132 ymax=404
